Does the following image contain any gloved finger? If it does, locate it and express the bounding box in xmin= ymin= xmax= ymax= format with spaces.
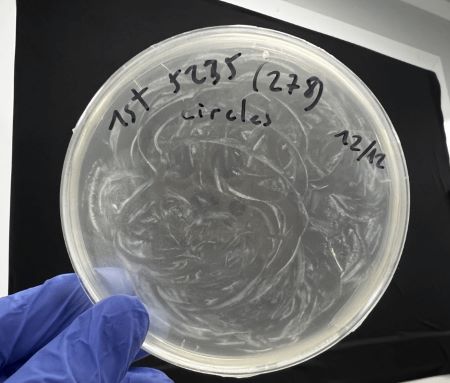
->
xmin=122 ymin=367 xmax=173 ymax=383
xmin=7 ymin=295 xmax=150 ymax=383
xmin=0 ymin=274 xmax=92 ymax=371
xmin=134 ymin=348 xmax=149 ymax=361
xmin=96 ymin=267 xmax=149 ymax=362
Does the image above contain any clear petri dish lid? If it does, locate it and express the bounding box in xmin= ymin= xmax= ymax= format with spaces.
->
xmin=61 ymin=25 xmax=409 ymax=377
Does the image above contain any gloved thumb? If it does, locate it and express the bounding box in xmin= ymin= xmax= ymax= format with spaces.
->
xmin=7 ymin=295 xmax=167 ymax=382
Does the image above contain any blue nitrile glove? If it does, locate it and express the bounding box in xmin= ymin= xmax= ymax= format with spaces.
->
xmin=0 ymin=274 xmax=173 ymax=383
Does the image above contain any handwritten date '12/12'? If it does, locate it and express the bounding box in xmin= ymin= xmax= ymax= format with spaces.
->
xmin=334 ymin=130 xmax=386 ymax=169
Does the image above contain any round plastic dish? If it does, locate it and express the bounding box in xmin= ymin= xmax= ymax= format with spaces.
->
xmin=61 ymin=25 xmax=409 ymax=377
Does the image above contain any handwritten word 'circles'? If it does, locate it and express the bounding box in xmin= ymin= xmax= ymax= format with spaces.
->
xmin=181 ymin=98 xmax=272 ymax=127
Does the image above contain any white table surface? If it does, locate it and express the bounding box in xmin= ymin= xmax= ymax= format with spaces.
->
xmin=0 ymin=0 xmax=15 ymax=298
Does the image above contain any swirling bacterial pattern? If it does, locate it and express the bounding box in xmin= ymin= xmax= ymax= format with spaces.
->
xmin=83 ymin=53 xmax=388 ymax=356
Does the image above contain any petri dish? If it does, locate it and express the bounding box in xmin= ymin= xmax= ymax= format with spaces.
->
xmin=60 ymin=25 xmax=409 ymax=377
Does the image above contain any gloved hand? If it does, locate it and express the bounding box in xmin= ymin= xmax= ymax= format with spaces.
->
xmin=0 ymin=274 xmax=173 ymax=383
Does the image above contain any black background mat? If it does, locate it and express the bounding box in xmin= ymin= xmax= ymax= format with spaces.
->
xmin=10 ymin=0 xmax=450 ymax=382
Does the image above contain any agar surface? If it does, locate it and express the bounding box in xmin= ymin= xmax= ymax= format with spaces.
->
xmin=82 ymin=51 xmax=389 ymax=356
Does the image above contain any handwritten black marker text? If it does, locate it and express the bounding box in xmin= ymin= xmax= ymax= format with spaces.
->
xmin=252 ymin=62 xmax=323 ymax=111
xmin=169 ymin=53 xmax=242 ymax=94
xmin=334 ymin=130 xmax=386 ymax=169
xmin=107 ymin=52 xmax=324 ymax=131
